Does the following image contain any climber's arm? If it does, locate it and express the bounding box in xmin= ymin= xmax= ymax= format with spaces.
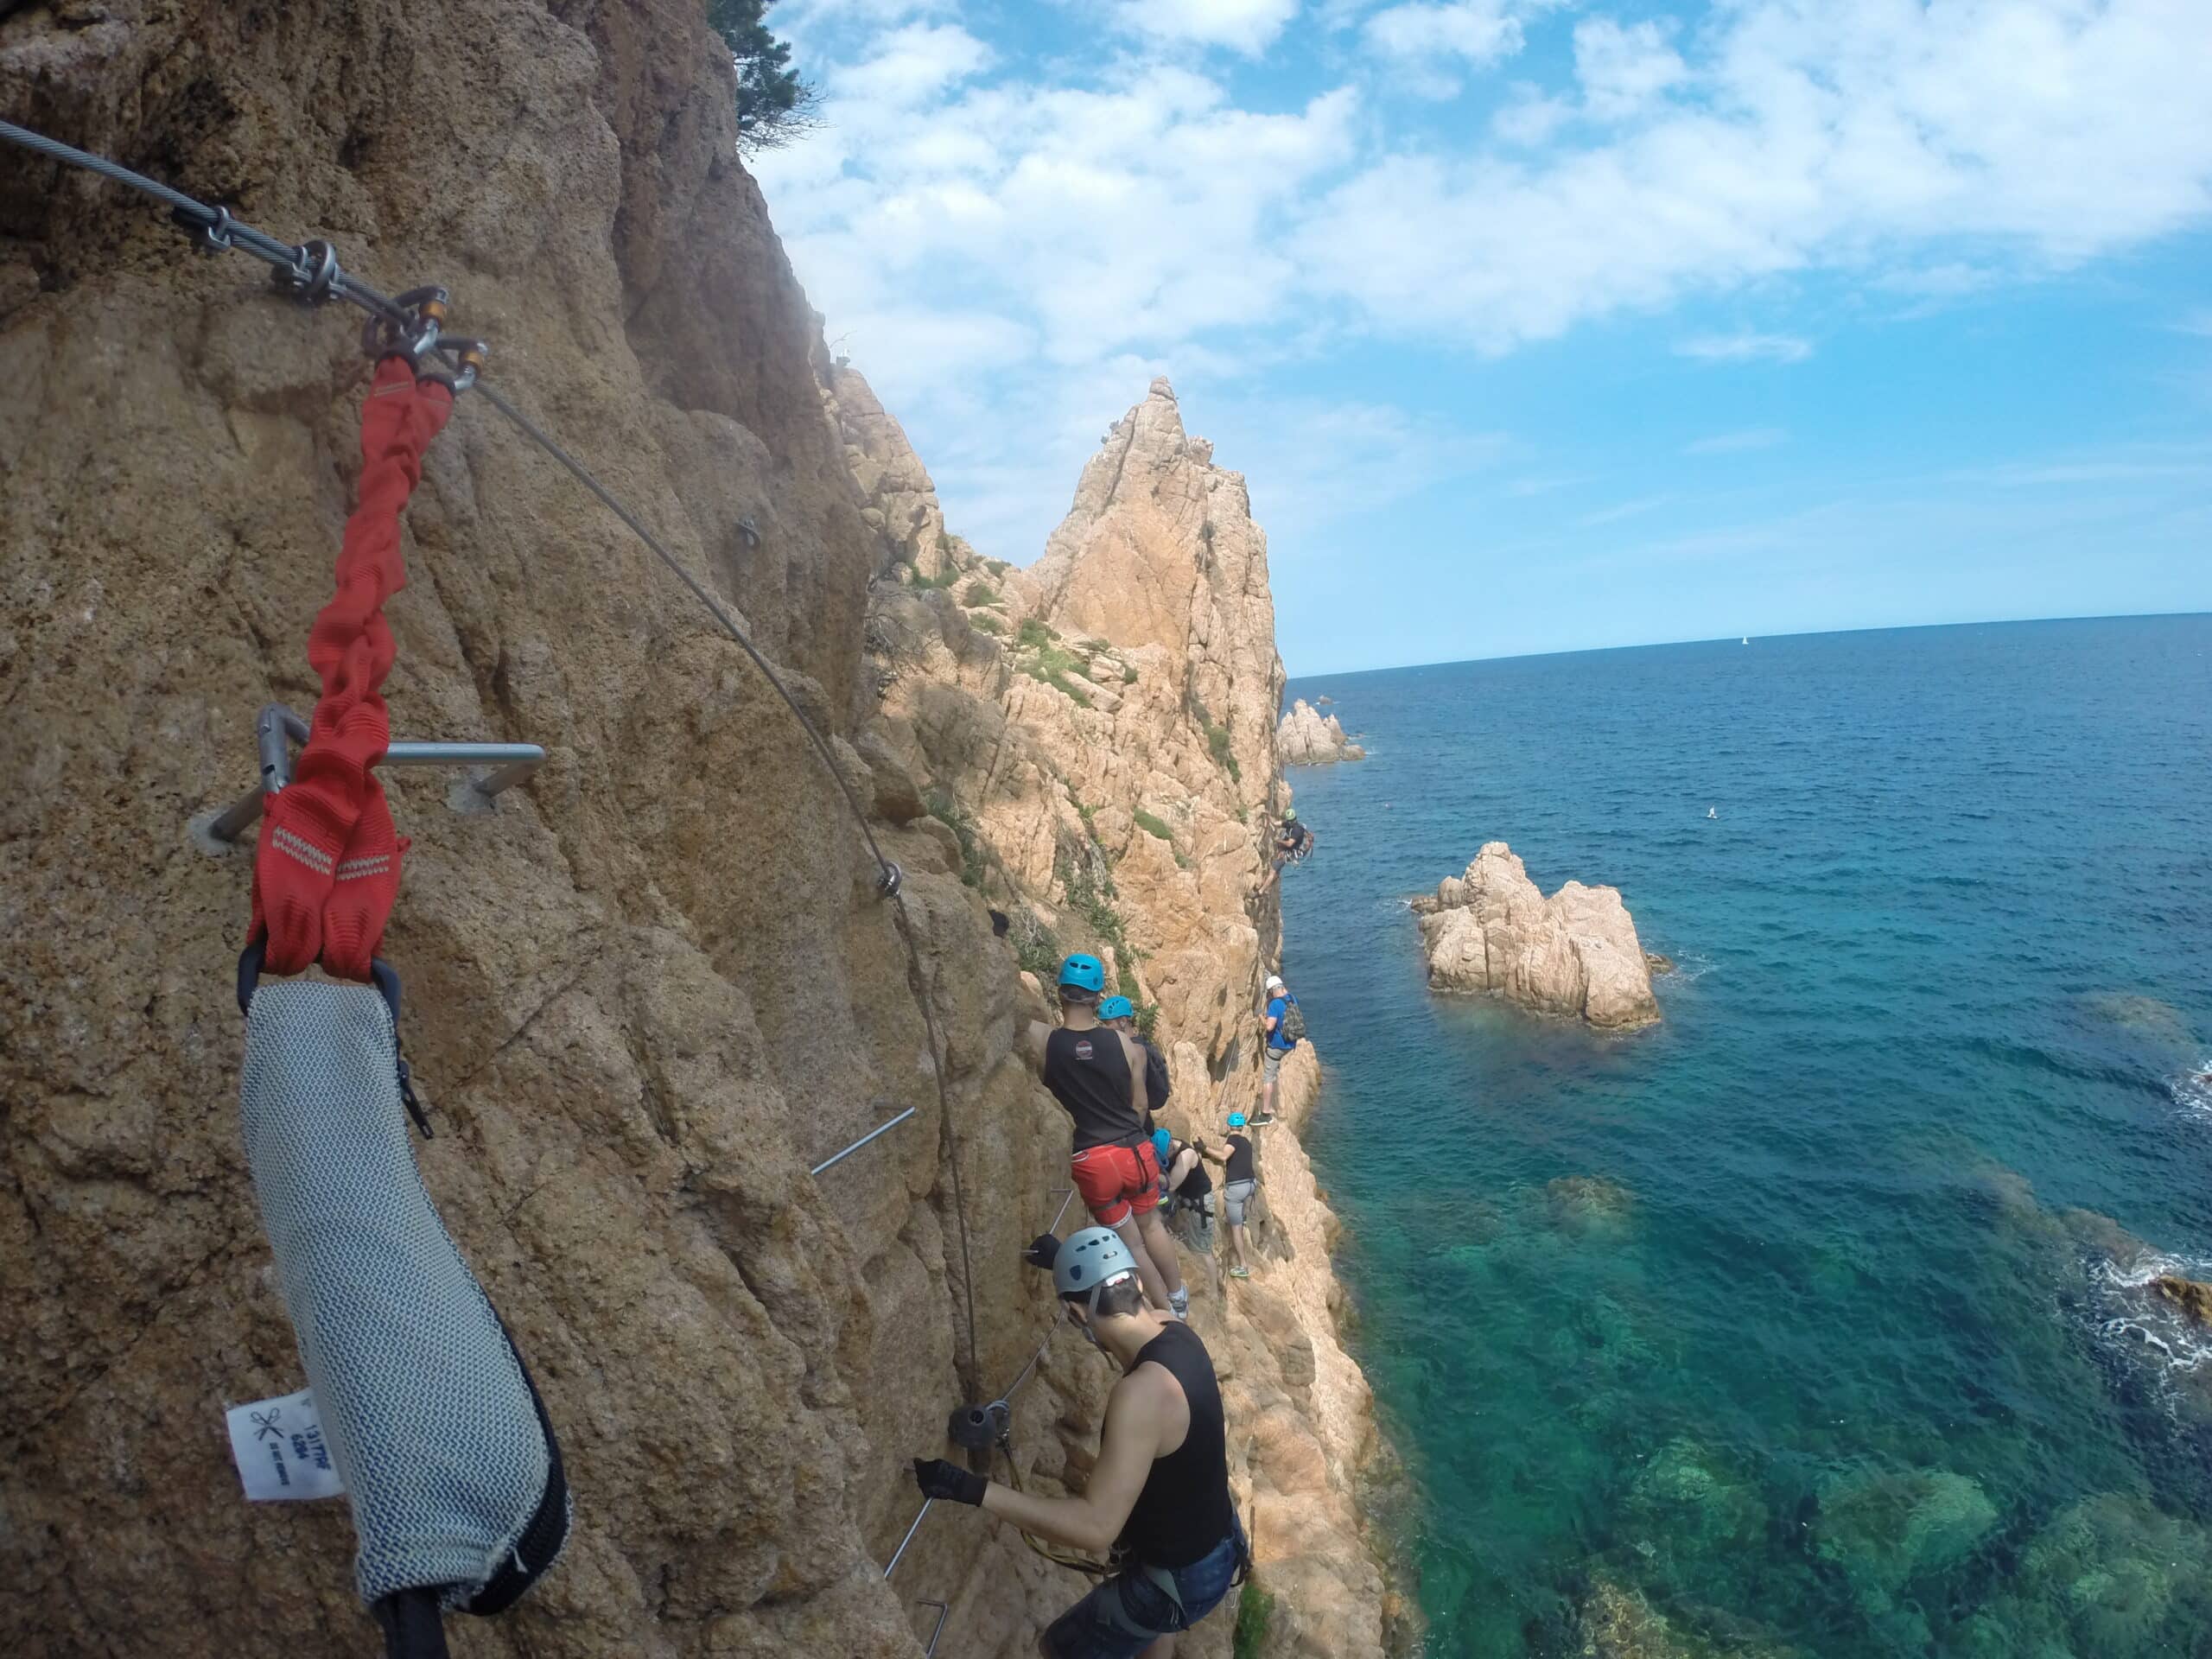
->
xmin=981 ymin=1369 xmax=1166 ymax=1554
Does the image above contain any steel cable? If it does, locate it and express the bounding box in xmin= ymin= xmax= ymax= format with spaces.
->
xmin=0 ymin=115 xmax=982 ymax=1393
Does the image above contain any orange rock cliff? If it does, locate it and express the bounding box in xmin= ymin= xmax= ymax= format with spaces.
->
xmin=1 ymin=4 xmax=1399 ymax=1655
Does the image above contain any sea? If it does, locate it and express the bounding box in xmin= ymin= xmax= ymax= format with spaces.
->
xmin=1278 ymin=614 xmax=2212 ymax=1658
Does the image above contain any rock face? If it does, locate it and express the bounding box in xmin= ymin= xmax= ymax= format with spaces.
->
xmin=1278 ymin=698 xmax=1363 ymax=765
xmin=842 ymin=375 xmax=1394 ymax=1657
xmin=1412 ymin=843 xmax=1660 ymax=1029
xmin=2155 ymin=1275 xmax=2212 ymax=1325
xmin=0 ymin=10 xmax=1384 ymax=1659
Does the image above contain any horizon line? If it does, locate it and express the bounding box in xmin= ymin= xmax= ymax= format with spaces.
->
xmin=1284 ymin=608 xmax=2212 ymax=683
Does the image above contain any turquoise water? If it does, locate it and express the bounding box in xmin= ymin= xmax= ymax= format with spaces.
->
xmin=1281 ymin=616 xmax=2212 ymax=1657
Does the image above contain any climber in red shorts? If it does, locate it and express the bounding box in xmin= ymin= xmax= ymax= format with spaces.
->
xmin=1027 ymin=954 xmax=1187 ymax=1319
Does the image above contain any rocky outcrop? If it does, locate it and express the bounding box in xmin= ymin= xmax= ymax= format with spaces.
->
xmin=843 ymin=376 xmax=1395 ymax=1656
xmin=1278 ymin=698 xmax=1363 ymax=765
xmin=2156 ymin=1276 xmax=2212 ymax=1325
xmin=0 ymin=10 xmax=1381 ymax=1659
xmin=1412 ymin=843 xmax=1661 ymax=1029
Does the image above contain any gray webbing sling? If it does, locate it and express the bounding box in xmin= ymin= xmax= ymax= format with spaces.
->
xmin=238 ymin=953 xmax=569 ymax=1656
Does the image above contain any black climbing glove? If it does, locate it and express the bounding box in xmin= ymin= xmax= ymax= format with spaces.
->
xmin=913 ymin=1458 xmax=988 ymax=1506
xmin=1023 ymin=1232 xmax=1062 ymax=1272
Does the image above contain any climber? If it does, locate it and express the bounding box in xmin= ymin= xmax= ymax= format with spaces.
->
xmin=1274 ymin=809 xmax=1314 ymax=864
xmin=1101 ymin=993 xmax=1172 ymax=1126
xmin=1219 ymin=1115 xmax=1261 ymax=1280
xmin=1030 ymin=957 xmax=1187 ymax=1319
xmin=1255 ymin=973 xmax=1304 ymax=1127
xmin=1158 ymin=1132 xmax=1216 ymax=1252
xmin=913 ymin=1229 xmax=1245 ymax=1657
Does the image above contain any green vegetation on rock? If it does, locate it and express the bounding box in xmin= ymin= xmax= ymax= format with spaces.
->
xmin=1133 ymin=808 xmax=1174 ymax=843
xmin=1233 ymin=1579 xmax=1274 ymax=1659
xmin=921 ymin=786 xmax=987 ymax=890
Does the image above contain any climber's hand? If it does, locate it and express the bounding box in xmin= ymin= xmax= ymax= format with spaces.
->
xmin=912 ymin=1457 xmax=987 ymax=1506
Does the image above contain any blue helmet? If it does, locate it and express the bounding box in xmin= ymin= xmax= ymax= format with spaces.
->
xmin=1153 ymin=1128 xmax=1173 ymax=1161
xmin=1055 ymin=1225 xmax=1139 ymax=1311
xmin=1228 ymin=1112 xmax=1248 ymax=1129
xmin=1099 ymin=994 xmax=1135 ymax=1020
xmin=1058 ymin=953 xmax=1106 ymax=994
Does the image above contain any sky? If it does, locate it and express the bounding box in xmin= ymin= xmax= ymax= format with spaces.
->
xmin=752 ymin=0 xmax=2212 ymax=675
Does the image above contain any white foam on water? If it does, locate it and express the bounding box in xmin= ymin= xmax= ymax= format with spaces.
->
xmin=2169 ymin=1058 xmax=2212 ymax=1122
xmin=2087 ymin=1250 xmax=2212 ymax=1411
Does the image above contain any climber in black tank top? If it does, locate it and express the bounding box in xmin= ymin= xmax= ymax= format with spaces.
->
xmin=909 ymin=1225 xmax=1245 ymax=1657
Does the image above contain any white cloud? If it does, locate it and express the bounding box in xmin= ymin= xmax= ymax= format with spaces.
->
xmin=833 ymin=22 xmax=991 ymax=105
xmin=1360 ymin=0 xmax=1555 ymax=95
xmin=1573 ymin=17 xmax=1687 ymax=122
xmin=1683 ymin=427 xmax=1788 ymax=454
xmin=1576 ymin=493 xmax=1671 ymax=528
xmin=1305 ymin=0 xmax=2212 ymax=351
xmin=1113 ymin=0 xmax=1303 ymax=54
xmin=1363 ymin=1 xmax=1522 ymax=63
xmin=759 ymin=0 xmax=2212 ymax=560
xmin=1491 ymin=83 xmax=1573 ymax=145
xmin=2179 ymin=309 xmax=2212 ymax=337
xmin=1675 ymin=333 xmax=1814 ymax=364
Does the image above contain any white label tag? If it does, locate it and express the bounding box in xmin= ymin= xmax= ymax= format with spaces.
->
xmin=226 ymin=1389 xmax=346 ymax=1502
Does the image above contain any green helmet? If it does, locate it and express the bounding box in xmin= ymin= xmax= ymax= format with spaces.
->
xmin=1283 ymin=808 xmax=1298 ymax=822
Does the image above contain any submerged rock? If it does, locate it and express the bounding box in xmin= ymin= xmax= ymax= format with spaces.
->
xmin=2082 ymin=992 xmax=2194 ymax=1049
xmin=1278 ymin=697 xmax=1363 ymax=765
xmin=1643 ymin=951 xmax=1676 ymax=976
xmin=1414 ymin=843 xmax=1661 ymax=1029
xmin=1577 ymin=1579 xmax=1794 ymax=1658
xmin=1547 ymin=1176 xmax=1637 ymax=1234
xmin=1624 ymin=1439 xmax=1766 ymax=1568
xmin=1989 ymin=1492 xmax=2212 ymax=1654
xmin=1814 ymin=1465 xmax=1998 ymax=1599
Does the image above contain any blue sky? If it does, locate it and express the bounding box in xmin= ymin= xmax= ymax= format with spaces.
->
xmin=753 ymin=0 xmax=2212 ymax=675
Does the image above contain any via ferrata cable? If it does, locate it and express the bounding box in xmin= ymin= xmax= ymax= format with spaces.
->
xmin=0 ymin=113 xmax=982 ymax=1394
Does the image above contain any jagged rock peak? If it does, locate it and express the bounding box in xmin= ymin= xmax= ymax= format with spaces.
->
xmin=1281 ymin=698 xmax=1363 ymax=766
xmin=819 ymin=357 xmax=975 ymax=581
xmin=1411 ymin=842 xmax=1661 ymax=1029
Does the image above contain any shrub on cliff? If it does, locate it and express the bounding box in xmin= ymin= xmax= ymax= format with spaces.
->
xmin=707 ymin=0 xmax=821 ymax=151
xmin=922 ymin=787 xmax=987 ymax=889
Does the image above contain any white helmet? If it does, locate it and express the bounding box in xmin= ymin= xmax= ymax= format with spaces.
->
xmin=1055 ymin=1226 xmax=1139 ymax=1313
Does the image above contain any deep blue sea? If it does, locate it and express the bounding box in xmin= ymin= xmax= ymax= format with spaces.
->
xmin=1280 ymin=616 xmax=2212 ymax=1658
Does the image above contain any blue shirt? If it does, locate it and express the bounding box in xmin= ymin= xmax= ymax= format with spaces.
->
xmin=1266 ymin=995 xmax=1297 ymax=1052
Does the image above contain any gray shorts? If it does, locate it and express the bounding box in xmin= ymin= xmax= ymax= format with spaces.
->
xmin=1262 ymin=1048 xmax=1284 ymax=1083
xmin=1224 ymin=1179 xmax=1258 ymax=1227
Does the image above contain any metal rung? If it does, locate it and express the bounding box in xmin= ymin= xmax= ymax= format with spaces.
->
xmin=915 ymin=1599 xmax=950 ymax=1656
xmin=192 ymin=703 xmax=545 ymax=854
xmin=810 ymin=1105 xmax=918 ymax=1178
xmin=885 ymin=1497 xmax=931 ymax=1580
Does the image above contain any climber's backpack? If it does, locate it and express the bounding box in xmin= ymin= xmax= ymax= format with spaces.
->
xmin=237 ymin=353 xmax=569 ymax=1657
xmin=1280 ymin=995 xmax=1307 ymax=1046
